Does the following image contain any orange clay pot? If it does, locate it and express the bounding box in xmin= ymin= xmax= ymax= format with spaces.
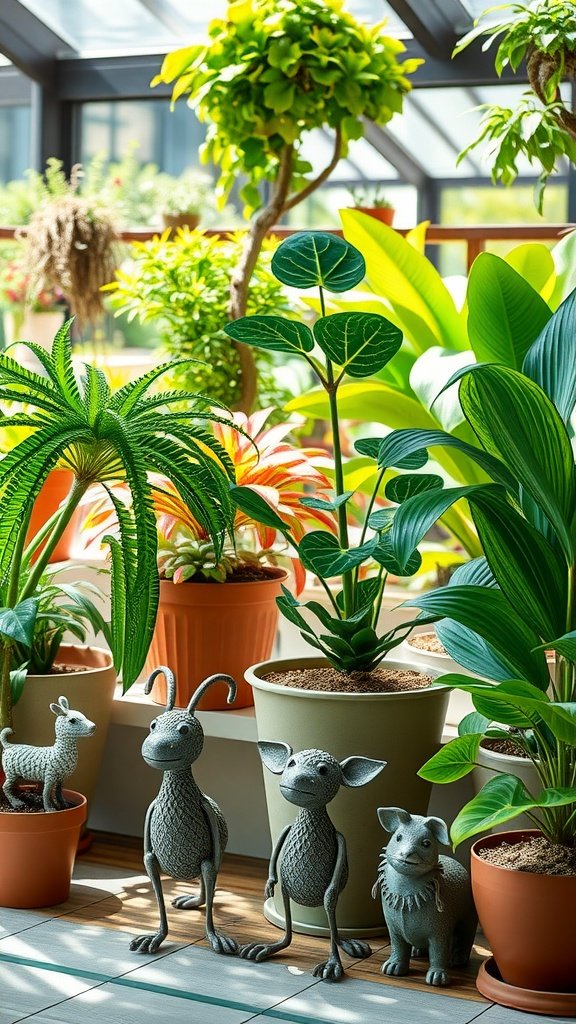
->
xmin=145 ymin=569 xmax=288 ymax=711
xmin=471 ymin=830 xmax=576 ymax=1000
xmin=26 ymin=469 xmax=81 ymax=562
xmin=0 ymin=789 xmax=86 ymax=908
xmin=351 ymin=206 xmax=395 ymax=226
xmin=161 ymin=212 xmax=200 ymax=231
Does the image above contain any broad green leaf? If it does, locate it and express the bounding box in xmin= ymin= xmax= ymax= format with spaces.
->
xmin=10 ymin=665 xmax=28 ymax=706
xmin=418 ymin=733 xmax=483 ymax=783
xmin=549 ymin=228 xmax=576 ymax=306
xmin=0 ymin=599 xmax=38 ymax=647
xmin=458 ymin=365 xmax=575 ymax=560
xmin=372 ymin=533 xmax=422 ymax=577
xmin=313 ymin=312 xmax=402 ymax=377
xmin=378 ymin=428 xmax=517 ymax=492
xmin=297 ymin=532 xmax=377 ymax=578
xmin=384 ymin=473 xmax=443 ymax=503
xmin=230 ymin=484 xmax=289 ymax=535
xmin=436 ymin=619 xmax=513 ymax=682
xmin=271 ymin=232 xmax=365 ymax=292
xmin=341 ymin=209 xmax=466 ymax=352
xmin=469 ymin=490 xmax=567 ymax=640
xmin=504 ymin=242 xmax=556 ymax=302
xmin=458 ymin=711 xmax=491 ymax=736
xmin=450 ymin=774 xmax=576 ymax=846
xmin=402 ymin=591 xmax=549 ymax=688
xmin=409 ymin=346 xmax=474 ymax=432
xmin=523 ymin=287 xmax=576 ymax=424
xmin=467 ymin=253 xmax=552 ymax=369
xmin=389 ymin=483 xmax=495 ymax=567
xmin=449 ymin=556 xmax=496 ymax=588
xmin=224 ymin=316 xmax=314 ymax=355
xmin=541 ymin=630 xmax=576 ymax=662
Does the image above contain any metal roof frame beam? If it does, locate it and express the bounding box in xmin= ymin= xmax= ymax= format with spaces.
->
xmin=361 ymin=120 xmax=429 ymax=189
xmin=0 ymin=0 xmax=73 ymax=89
xmin=385 ymin=0 xmax=470 ymax=59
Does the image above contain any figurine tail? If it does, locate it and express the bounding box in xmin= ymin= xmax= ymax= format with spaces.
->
xmin=0 ymin=727 xmax=13 ymax=748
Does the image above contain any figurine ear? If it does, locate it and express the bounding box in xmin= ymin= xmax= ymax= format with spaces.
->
xmin=424 ymin=816 xmax=450 ymax=846
xmin=340 ymin=756 xmax=386 ymax=788
xmin=258 ymin=741 xmax=293 ymax=774
xmin=50 ymin=703 xmax=66 ymax=717
xmin=377 ymin=807 xmax=411 ymax=832
xmin=58 ymin=696 xmax=69 ymax=711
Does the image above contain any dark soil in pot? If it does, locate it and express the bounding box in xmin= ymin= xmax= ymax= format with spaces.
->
xmin=480 ymin=737 xmax=529 ymax=758
xmin=477 ymin=835 xmax=576 ymax=876
xmin=265 ymin=666 xmax=433 ymax=693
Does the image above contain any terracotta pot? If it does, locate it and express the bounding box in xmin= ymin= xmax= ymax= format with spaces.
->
xmin=162 ymin=212 xmax=200 ymax=231
xmin=472 ymin=830 xmax=576 ymax=999
xmin=26 ymin=469 xmax=81 ymax=563
xmin=0 ymin=789 xmax=86 ymax=908
xmin=351 ymin=205 xmax=394 ymax=226
xmin=245 ymin=656 xmax=449 ymax=935
xmin=12 ymin=645 xmax=117 ymax=815
xmin=146 ymin=570 xmax=288 ymax=711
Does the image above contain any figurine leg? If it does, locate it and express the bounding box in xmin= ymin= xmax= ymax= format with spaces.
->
xmin=313 ymin=888 xmax=345 ymax=981
xmin=2 ymin=776 xmax=26 ymax=810
xmin=426 ymin=935 xmax=451 ymax=986
xmin=130 ymin=851 xmax=169 ymax=954
xmin=240 ymin=880 xmax=293 ymax=961
xmin=172 ymin=875 xmax=206 ymax=910
xmin=201 ymin=858 xmax=238 ymax=955
xmin=382 ymin=930 xmax=411 ymax=977
xmin=451 ymin=913 xmax=478 ymax=968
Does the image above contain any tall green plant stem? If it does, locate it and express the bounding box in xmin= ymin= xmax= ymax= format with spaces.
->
xmin=325 ymin=358 xmax=353 ymax=618
xmin=0 ymin=644 xmax=12 ymax=732
xmin=19 ymin=480 xmax=89 ymax=601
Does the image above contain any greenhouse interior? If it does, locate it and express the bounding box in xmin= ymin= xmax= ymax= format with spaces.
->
xmin=1 ymin=1 xmax=576 ymax=1022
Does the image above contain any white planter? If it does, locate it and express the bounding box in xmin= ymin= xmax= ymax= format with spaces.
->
xmin=7 ymin=310 xmax=65 ymax=371
xmin=398 ymin=632 xmax=475 ymax=727
xmin=473 ymin=743 xmax=542 ymax=832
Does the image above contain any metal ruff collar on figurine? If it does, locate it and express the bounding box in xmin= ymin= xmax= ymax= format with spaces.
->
xmin=241 ymin=741 xmax=385 ymax=981
xmin=1 ymin=695 xmax=95 ymax=811
xmin=130 ymin=666 xmax=238 ymax=955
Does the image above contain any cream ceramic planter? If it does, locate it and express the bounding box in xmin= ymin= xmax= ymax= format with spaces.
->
xmin=399 ymin=632 xmax=475 ymax=726
xmin=12 ymin=645 xmax=117 ymax=814
xmin=245 ymin=656 xmax=449 ymax=936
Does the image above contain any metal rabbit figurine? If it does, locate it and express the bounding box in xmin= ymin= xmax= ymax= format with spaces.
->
xmin=130 ymin=667 xmax=238 ymax=956
xmin=1 ymin=695 xmax=95 ymax=811
xmin=241 ymin=741 xmax=386 ymax=980
xmin=373 ymin=807 xmax=477 ymax=986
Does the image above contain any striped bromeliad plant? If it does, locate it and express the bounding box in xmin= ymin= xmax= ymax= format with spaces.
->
xmin=0 ymin=321 xmax=235 ymax=729
xmin=374 ymin=298 xmax=576 ymax=846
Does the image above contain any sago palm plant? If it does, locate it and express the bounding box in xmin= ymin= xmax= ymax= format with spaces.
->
xmin=0 ymin=322 xmax=235 ymax=729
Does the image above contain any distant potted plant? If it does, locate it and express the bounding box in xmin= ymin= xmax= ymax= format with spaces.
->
xmin=103 ymin=229 xmax=295 ymax=410
xmin=454 ymin=0 xmax=576 ymax=211
xmin=153 ymin=0 xmax=421 ymax=411
xmin=377 ymin=315 xmax=576 ymax=1009
xmin=156 ymin=169 xmax=213 ymax=230
xmin=224 ymin=232 xmax=450 ymax=935
xmin=0 ymin=321 xmax=235 ymax=902
xmin=348 ymin=186 xmax=395 ymax=225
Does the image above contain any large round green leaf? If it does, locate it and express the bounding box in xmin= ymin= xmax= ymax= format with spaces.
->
xmin=450 ymin=774 xmax=576 ymax=846
xmin=271 ymin=232 xmax=365 ymax=292
xmin=298 ymin=532 xmax=377 ymax=579
xmin=385 ymin=473 xmax=443 ymax=503
xmin=313 ymin=312 xmax=402 ymax=377
xmin=224 ymin=316 xmax=314 ymax=355
xmin=418 ymin=733 xmax=482 ymax=783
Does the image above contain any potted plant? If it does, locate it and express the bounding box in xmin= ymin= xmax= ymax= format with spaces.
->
xmin=86 ymin=406 xmax=334 ymax=711
xmin=376 ymin=323 xmax=576 ymax=1008
xmin=453 ymin=0 xmax=576 ymax=212
xmin=153 ymin=0 xmax=421 ymax=411
xmin=104 ymin=229 xmax=295 ymax=411
xmin=347 ymin=186 xmax=395 ymax=225
xmin=0 ymin=321 xmax=235 ymax=903
xmin=155 ymin=169 xmax=213 ymax=231
xmin=223 ymin=232 xmax=451 ymax=935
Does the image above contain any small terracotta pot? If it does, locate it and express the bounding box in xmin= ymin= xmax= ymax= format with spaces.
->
xmin=26 ymin=469 xmax=81 ymax=563
xmin=161 ymin=212 xmax=200 ymax=231
xmin=0 ymin=789 xmax=86 ymax=908
xmin=351 ymin=206 xmax=395 ymax=226
xmin=471 ymin=830 xmax=576 ymax=997
xmin=146 ymin=570 xmax=288 ymax=710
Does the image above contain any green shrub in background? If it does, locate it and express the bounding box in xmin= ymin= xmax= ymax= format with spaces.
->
xmin=104 ymin=229 xmax=296 ymax=409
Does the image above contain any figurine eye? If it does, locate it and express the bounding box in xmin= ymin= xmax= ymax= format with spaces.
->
xmin=288 ymin=758 xmax=296 ymax=767
xmin=421 ymin=838 xmax=431 ymax=848
xmin=150 ymin=720 xmax=157 ymax=730
xmin=69 ymin=717 xmax=77 ymax=724
xmin=179 ymin=724 xmax=190 ymax=736
xmin=396 ymin=833 xmax=403 ymax=842
xmin=317 ymin=763 xmax=328 ymax=775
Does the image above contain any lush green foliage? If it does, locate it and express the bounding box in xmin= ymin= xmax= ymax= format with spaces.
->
xmin=0 ymin=321 xmax=235 ymax=726
xmin=224 ymin=232 xmax=439 ymax=674
xmin=378 ymin=293 xmax=576 ymax=845
xmin=454 ymin=1 xmax=576 ymax=211
xmin=104 ymin=229 xmax=293 ymax=408
xmin=152 ymin=0 xmax=420 ymax=217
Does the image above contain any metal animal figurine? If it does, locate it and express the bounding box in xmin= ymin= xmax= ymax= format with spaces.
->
xmin=240 ymin=741 xmax=386 ymax=981
xmin=373 ymin=807 xmax=477 ymax=987
xmin=1 ymin=695 xmax=96 ymax=812
xmin=130 ymin=666 xmax=238 ymax=956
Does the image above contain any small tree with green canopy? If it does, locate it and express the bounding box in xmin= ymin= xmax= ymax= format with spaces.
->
xmin=153 ymin=0 xmax=420 ymax=411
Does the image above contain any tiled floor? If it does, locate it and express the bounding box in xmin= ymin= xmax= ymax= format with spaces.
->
xmin=0 ymin=857 xmax=574 ymax=1024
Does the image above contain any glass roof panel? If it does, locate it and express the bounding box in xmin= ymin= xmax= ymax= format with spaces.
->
xmin=16 ymin=0 xmax=410 ymax=57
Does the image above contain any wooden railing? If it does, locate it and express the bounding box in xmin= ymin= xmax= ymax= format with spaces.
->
xmin=1 ymin=223 xmax=574 ymax=272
